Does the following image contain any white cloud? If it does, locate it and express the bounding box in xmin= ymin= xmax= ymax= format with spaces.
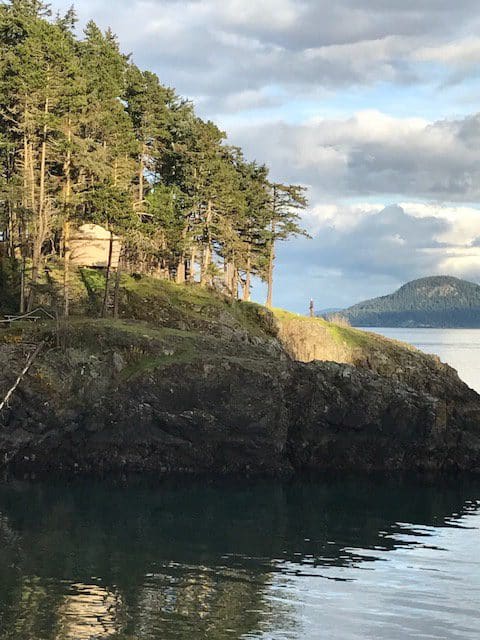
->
xmin=271 ymin=202 xmax=480 ymax=308
xmin=216 ymin=0 xmax=301 ymax=31
xmin=440 ymin=250 xmax=480 ymax=279
xmin=234 ymin=110 xmax=480 ymax=200
xmin=304 ymin=202 xmax=384 ymax=234
xmin=399 ymin=203 xmax=480 ymax=246
xmin=221 ymin=88 xmax=283 ymax=113
xmin=53 ymin=0 xmax=480 ymax=106
xmin=414 ymin=37 xmax=480 ymax=66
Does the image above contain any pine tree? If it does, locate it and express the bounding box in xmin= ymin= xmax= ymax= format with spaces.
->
xmin=0 ymin=3 xmax=310 ymax=314
xmin=265 ymin=183 xmax=309 ymax=308
xmin=124 ymin=64 xmax=177 ymax=210
xmin=0 ymin=0 xmax=83 ymax=309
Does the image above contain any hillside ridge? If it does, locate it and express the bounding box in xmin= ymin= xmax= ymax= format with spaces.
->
xmin=327 ymin=275 xmax=480 ymax=328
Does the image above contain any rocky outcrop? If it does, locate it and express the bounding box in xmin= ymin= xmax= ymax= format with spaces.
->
xmin=288 ymin=362 xmax=480 ymax=473
xmin=0 ymin=318 xmax=479 ymax=475
xmin=274 ymin=313 xmax=477 ymax=398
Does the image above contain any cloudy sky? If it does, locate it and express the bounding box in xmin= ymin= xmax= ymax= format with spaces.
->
xmin=56 ymin=0 xmax=480 ymax=311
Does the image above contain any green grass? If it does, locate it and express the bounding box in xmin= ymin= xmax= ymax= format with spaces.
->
xmin=71 ymin=318 xmax=197 ymax=339
xmin=120 ymin=275 xmax=276 ymax=336
xmin=121 ymin=348 xmax=196 ymax=381
xmin=1 ymin=265 xmax=419 ymax=367
xmin=272 ymin=307 xmax=333 ymax=327
xmin=271 ymin=305 xmax=419 ymax=360
xmin=1 ymin=265 xmax=279 ymax=338
xmin=328 ymin=324 xmax=373 ymax=349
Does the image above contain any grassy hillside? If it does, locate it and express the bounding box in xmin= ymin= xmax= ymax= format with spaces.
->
xmin=0 ymin=265 xmax=459 ymax=397
xmin=271 ymin=308 xmax=424 ymax=370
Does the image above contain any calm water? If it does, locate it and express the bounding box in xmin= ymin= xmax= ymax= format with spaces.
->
xmin=0 ymin=478 xmax=479 ymax=640
xmin=1 ymin=329 xmax=479 ymax=639
xmin=363 ymin=327 xmax=480 ymax=393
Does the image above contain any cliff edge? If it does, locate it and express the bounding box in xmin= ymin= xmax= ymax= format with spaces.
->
xmin=0 ymin=274 xmax=479 ymax=475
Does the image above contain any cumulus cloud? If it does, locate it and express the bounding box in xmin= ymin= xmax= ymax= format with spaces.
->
xmin=271 ymin=203 xmax=480 ymax=310
xmin=54 ymin=0 xmax=480 ymax=105
xmin=414 ymin=37 xmax=480 ymax=67
xmin=233 ymin=110 xmax=480 ymax=201
xmin=281 ymin=204 xmax=450 ymax=279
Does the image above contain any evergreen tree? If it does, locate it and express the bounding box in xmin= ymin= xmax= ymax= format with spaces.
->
xmin=0 ymin=1 xmax=310 ymax=314
xmin=265 ymin=183 xmax=309 ymax=308
xmin=0 ymin=0 xmax=83 ymax=309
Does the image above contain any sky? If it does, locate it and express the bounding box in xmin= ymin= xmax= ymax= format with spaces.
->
xmin=55 ymin=0 xmax=480 ymax=312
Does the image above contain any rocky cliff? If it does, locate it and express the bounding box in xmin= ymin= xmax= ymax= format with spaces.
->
xmin=0 ymin=275 xmax=479 ymax=475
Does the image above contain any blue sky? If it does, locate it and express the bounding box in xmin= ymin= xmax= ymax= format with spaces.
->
xmin=56 ymin=0 xmax=480 ymax=312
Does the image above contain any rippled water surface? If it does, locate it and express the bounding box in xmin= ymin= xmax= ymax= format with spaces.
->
xmin=0 ymin=478 xmax=479 ymax=639
xmin=363 ymin=327 xmax=480 ymax=392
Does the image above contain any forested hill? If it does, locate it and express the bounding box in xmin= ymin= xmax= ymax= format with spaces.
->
xmin=0 ymin=1 xmax=308 ymax=317
xmin=329 ymin=276 xmax=480 ymax=328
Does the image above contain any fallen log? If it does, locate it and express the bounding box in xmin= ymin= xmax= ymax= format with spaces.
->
xmin=0 ymin=342 xmax=45 ymax=414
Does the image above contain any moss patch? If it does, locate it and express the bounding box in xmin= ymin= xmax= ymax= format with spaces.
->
xmin=122 ymin=348 xmax=196 ymax=381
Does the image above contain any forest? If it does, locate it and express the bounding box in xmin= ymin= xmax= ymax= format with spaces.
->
xmin=0 ymin=0 xmax=308 ymax=316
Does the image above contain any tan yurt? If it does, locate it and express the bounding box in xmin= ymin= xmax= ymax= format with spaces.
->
xmin=70 ymin=224 xmax=121 ymax=269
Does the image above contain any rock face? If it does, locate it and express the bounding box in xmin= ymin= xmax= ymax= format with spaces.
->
xmin=288 ymin=362 xmax=480 ymax=473
xmin=0 ymin=316 xmax=479 ymax=475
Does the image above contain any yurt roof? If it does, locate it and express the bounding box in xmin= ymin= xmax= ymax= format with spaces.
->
xmin=73 ymin=224 xmax=120 ymax=241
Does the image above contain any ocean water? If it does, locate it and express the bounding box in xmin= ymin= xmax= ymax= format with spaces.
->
xmin=0 ymin=478 xmax=478 ymax=640
xmin=362 ymin=327 xmax=480 ymax=393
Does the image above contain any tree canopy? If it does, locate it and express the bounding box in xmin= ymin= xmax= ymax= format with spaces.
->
xmin=0 ymin=0 xmax=309 ymax=313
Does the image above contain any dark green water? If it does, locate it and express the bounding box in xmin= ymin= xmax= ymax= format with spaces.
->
xmin=0 ymin=477 xmax=479 ymax=640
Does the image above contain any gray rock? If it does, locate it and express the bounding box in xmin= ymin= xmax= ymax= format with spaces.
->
xmin=112 ymin=352 xmax=126 ymax=373
xmin=0 ymin=333 xmax=479 ymax=476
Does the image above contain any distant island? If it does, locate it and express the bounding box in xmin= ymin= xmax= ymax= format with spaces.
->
xmin=325 ymin=276 xmax=480 ymax=328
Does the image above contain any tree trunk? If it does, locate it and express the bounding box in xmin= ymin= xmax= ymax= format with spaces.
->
xmin=21 ymin=132 xmax=35 ymax=311
xmin=63 ymin=119 xmax=72 ymax=317
xmin=27 ymin=97 xmax=49 ymax=312
xmin=201 ymin=244 xmax=212 ymax=286
xmin=101 ymin=231 xmax=114 ymax=318
xmin=63 ymin=221 xmax=71 ymax=317
xmin=231 ymin=264 xmax=238 ymax=300
xmin=138 ymin=145 xmax=145 ymax=207
xmin=7 ymin=201 xmax=18 ymax=260
xmin=27 ymin=239 xmax=42 ymax=312
xmin=38 ymin=98 xmax=48 ymax=224
xmin=200 ymin=200 xmax=213 ymax=286
xmin=23 ymin=101 xmax=35 ymax=214
xmin=19 ymin=257 xmax=26 ymax=314
xmin=224 ymin=259 xmax=232 ymax=290
xmin=189 ymin=245 xmax=197 ymax=282
xmin=266 ymin=236 xmax=275 ymax=308
xmin=0 ymin=342 xmax=44 ymax=415
xmin=19 ymin=124 xmax=30 ymax=259
xmin=243 ymin=252 xmax=251 ymax=302
xmin=176 ymin=257 xmax=186 ymax=284
xmin=113 ymin=261 xmax=122 ymax=320
xmin=28 ymin=141 xmax=35 ymax=213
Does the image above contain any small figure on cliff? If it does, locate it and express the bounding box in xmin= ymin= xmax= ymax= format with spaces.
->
xmin=309 ymin=299 xmax=315 ymax=318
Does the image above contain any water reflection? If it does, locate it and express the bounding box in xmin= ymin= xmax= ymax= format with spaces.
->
xmin=56 ymin=584 xmax=122 ymax=639
xmin=0 ymin=477 xmax=478 ymax=639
